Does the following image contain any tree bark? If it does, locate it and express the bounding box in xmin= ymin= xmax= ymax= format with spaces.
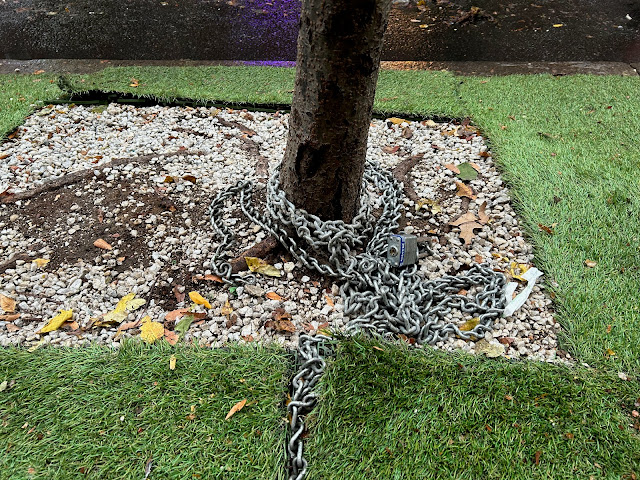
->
xmin=280 ymin=0 xmax=392 ymax=222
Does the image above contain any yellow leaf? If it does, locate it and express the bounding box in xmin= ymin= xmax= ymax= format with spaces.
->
xmin=606 ymin=348 xmax=616 ymax=356
xmin=459 ymin=317 xmax=480 ymax=332
xmin=99 ymin=293 xmax=146 ymax=325
xmin=0 ymin=294 xmax=16 ymax=313
xmin=584 ymin=259 xmax=597 ymax=268
xmin=415 ymin=198 xmax=442 ymax=214
xmin=245 ymin=257 xmax=282 ymax=277
xmin=220 ymin=300 xmax=233 ymax=316
xmin=169 ymin=355 xmax=176 ymax=370
xmin=225 ymin=399 xmax=247 ymax=420
xmin=140 ymin=316 xmax=164 ymax=344
xmin=454 ymin=181 xmax=476 ymax=200
xmin=33 ymin=258 xmax=50 ymax=268
xmin=387 ymin=117 xmax=410 ymax=125
xmin=37 ymin=309 xmax=73 ymax=334
xmin=553 ymin=23 xmax=563 ymax=27
xmin=509 ymin=262 xmax=530 ymax=282
xmin=189 ymin=291 xmax=211 ymax=309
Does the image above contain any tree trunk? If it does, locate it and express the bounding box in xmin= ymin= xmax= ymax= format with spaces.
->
xmin=280 ymin=0 xmax=392 ymax=222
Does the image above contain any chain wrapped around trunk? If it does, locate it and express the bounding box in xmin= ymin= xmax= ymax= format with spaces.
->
xmin=208 ymin=160 xmax=506 ymax=480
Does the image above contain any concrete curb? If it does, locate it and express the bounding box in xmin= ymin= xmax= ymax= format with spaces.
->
xmin=0 ymin=59 xmax=638 ymax=76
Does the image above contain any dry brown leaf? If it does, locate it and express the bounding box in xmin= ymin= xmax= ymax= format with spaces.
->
xmin=325 ymin=296 xmax=335 ymax=308
xmin=6 ymin=323 xmax=20 ymax=332
xmin=65 ymin=321 xmax=80 ymax=330
xmin=455 ymin=181 xmax=476 ymax=200
xmin=265 ymin=292 xmax=283 ymax=301
xmin=450 ymin=212 xmax=478 ymax=227
xmin=538 ymin=223 xmax=556 ymax=235
xmin=93 ymin=238 xmax=113 ymax=250
xmin=459 ymin=222 xmax=483 ymax=245
xmin=584 ymin=260 xmax=597 ymax=268
xmin=444 ymin=163 xmax=460 ymax=174
xmin=387 ymin=117 xmax=410 ymax=125
xmin=382 ymin=145 xmax=400 ymax=154
xmin=402 ymin=126 xmax=413 ymax=139
xmin=182 ymin=175 xmax=197 ymax=183
xmin=478 ymin=201 xmax=489 ymax=224
xmin=469 ymin=162 xmax=481 ymax=172
xmin=165 ymin=308 xmax=189 ymax=322
xmin=116 ymin=319 xmax=141 ymax=333
xmin=225 ymin=399 xmax=247 ymax=420
xmin=173 ymin=285 xmax=185 ymax=303
xmin=192 ymin=274 xmax=224 ymax=283
xmin=164 ymin=329 xmax=179 ymax=345
xmin=0 ymin=294 xmax=16 ymax=313
xmin=265 ymin=308 xmax=296 ymax=333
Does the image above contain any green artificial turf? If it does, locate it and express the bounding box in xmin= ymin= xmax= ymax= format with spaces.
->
xmin=0 ymin=342 xmax=289 ymax=480
xmin=0 ymin=74 xmax=59 ymax=142
xmin=305 ymin=337 xmax=640 ymax=480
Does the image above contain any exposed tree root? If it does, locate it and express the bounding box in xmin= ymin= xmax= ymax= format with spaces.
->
xmin=229 ymin=235 xmax=280 ymax=274
xmin=392 ymin=153 xmax=424 ymax=203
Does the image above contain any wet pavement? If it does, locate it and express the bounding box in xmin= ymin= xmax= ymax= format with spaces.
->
xmin=1 ymin=0 xmax=639 ymax=63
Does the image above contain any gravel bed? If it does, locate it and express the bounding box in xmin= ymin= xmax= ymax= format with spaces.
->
xmin=0 ymin=104 xmax=566 ymax=362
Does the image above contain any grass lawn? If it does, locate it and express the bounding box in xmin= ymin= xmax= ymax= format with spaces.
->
xmin=0 ymin=343 xmax=289 ymax=479
xmin=306 ymin=337 xmax=640 ymax=480
xmin=1 ymin=66 xmax=640 ymax=479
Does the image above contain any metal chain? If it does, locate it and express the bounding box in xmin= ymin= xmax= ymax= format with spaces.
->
xmin=207 ymin=160 xmax=506 ymax=480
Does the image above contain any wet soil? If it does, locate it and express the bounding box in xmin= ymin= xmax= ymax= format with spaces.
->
xmin=0 ymin=0 xmax=639 ymax=62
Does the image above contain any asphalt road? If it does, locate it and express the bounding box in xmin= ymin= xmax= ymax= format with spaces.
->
xmin=1 ymin=0 xmax=639 ymax=62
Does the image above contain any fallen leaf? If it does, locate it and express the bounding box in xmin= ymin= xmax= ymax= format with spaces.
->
xmin=632 ymin=410 xmax=639 ymax=418
xmin=175 ymin=314 xmax=196 ymax=335
xmin=402 ymin=126 xmax=413 ymax=139
xmin=509 ymin=262 xmax=531 ymax=282
xmin=116 ymin=319 xmax=141 ymax=334
xmin=189 ymin=291 xmax=211 ymax=309
xmin=265 ymin=292 xmax=283 ymax=301
xmin=553 ymin=23 xmax=563 ymax=27
xmin=459 ymin=317 xmax=480 ymax=332
xmin=606 ymin=324 xmax=612 ymax=334
xmin=164 ymin=329 xmax=179 ymax=345
xmin=475 ymin=339 xmax=505 ymax=358
xmin=165 ymin=308 xmax=190 ymax=322
xmin=163 ymin=175 xmax=175 ymax=183
xmin=182 ymin=175 xmax=197 ymax=183
xmin=534 ymin=451 xmax=541 ymax=465
xmin=169 ymin=355 xmax=176 ymax=371
xmin=6 ymin=322 xmax=20 ymax=332
xmin=221 ymin=300 xmax=233 ymax=316
xmin=423 ymin=120 xmax=438 ymax=128
xmin=325 ymin=296 xmax=335 ymax=308
xmin=478 ymin=202 xmax=489 ymax=224
xmin=607 ymin=348 xmax=616 ymax=356
xmin=265 ymin=308 xmax=296 ymax=333
xmin=93 ymin=238 xmax=113 ymax=250
xmin=450 ymin=212 xmax=478 ymax=226
xmin=444 ymin=163 xmax=460 ymax=174
xmin=140 ymin=316 xmax=164 ymax=344
xmin=564 ymin=432 xmax=574 ymax=439
xmin=387 ymin=117 xmax=410 ymax=125
xmin=415 ymin=198 xmax=442 ymax=214
xmin=129 ymin=78 xmax=139 ymax=87
xmin=33 ymin=70 xmax=45 ymax=75
xmin=0 ymin=294 xmax=16 ymax=313
xmin=479 ymin=151 xmax=491 ymax=158
xmin=37 ymin=309 xmax=73 ymax=334
xmin=382 ymin=145 xmax=400 ymax=154
xmin=99 ymin=293 xmax=146 ymax=325
xmin=618 ymin=372 xmax=628 ymax=381
xmin=373 ymin=346 xmax=384 ymax=352
xmin=584 ymin=260 xmax=597 ymax=268
xmin=245 ymin=257 xmax=282 ymax=277
xmin=538 ymin=223 xmax=555 ymax=235
xmin=456 ymin=162 xmax=478 ymax=181
xmin=459 ymin=222 xmax=483 ymax=245
xmin=143 ymin=457 xmax=153 ymax=480
xmin=32 ymin=258 xmax=50 ymax=268
xmin=225 ymin=399 xmax=247 ymax=420
xmin=455 ymin=181 xmax=476 ymax=200
xmin=173 ymin=285 xmax=185 ymax=303
xmin=192 ymin=274 xmax=224 ymax=283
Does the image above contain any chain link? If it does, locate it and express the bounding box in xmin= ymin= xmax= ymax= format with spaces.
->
xmin=208 ymin=160 xmax=506 ymax=480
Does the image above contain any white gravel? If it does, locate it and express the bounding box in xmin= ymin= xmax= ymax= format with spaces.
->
xmin=0 ymin=104 xmax=566 ymax=362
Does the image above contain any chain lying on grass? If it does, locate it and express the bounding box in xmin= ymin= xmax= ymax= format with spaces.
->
xmin=208 ymin=160 xmax=507 ymax=480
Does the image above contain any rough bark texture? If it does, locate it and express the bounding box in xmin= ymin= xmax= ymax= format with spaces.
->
xmin=280 ymin=0 xmax=392 ymax=222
